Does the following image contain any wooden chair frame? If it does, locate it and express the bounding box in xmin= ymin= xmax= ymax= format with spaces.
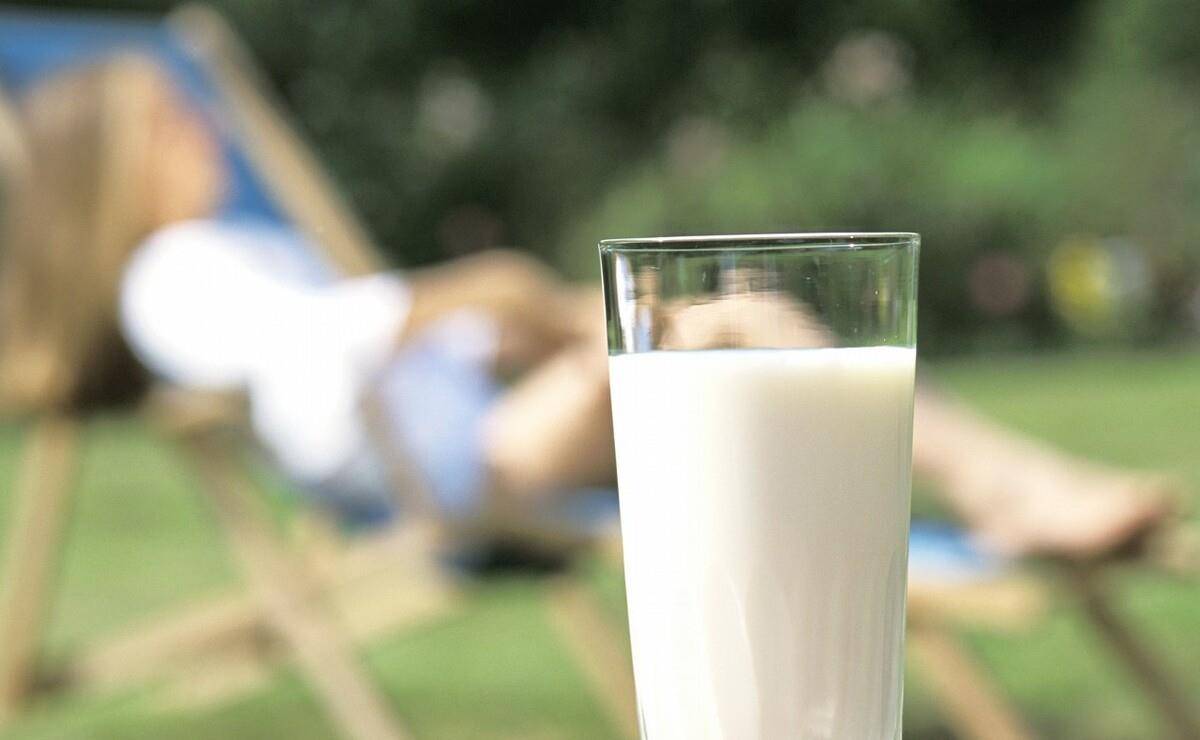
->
xmin=0 ymin=7 xmax=639 ymax=739
xmin=0 ymin=7 xmax=420 ymax=737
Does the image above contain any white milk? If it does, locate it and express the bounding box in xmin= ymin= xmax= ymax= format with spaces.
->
xmin=609 ymin=346 xmax=915 ymax=740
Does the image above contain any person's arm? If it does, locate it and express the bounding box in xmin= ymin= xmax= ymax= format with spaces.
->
xmin=401 ymin=249 xmax=588 ymax=372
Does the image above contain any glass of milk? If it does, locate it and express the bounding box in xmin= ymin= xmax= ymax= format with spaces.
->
xmin=600 ymin=233 xmax=919 ymax=740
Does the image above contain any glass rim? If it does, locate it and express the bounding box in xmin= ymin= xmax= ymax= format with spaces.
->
xmin=599 ymin=232 xmax=919 ymax=253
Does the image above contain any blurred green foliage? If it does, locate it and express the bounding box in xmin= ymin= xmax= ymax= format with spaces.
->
xmin=565 ymin=0 xmax=1200 ymax=352
xmin=28 ymin=0 xmax=1200 ymax=351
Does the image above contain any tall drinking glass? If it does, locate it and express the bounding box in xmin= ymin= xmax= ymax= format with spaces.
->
xmin=600 ymin=233 xmax=919 ymax=740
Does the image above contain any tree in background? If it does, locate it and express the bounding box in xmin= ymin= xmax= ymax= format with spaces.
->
xmin=19 ymin=0 xmax=1200 ymax=350
xmin=564 ymin=0 xmax=1200 ymax=351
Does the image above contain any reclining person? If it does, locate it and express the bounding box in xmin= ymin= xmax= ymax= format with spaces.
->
xmin=0 ymin=55 xmax=1176 ymax=560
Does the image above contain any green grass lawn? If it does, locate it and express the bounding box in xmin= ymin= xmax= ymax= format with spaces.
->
xmin=1 ymin=349 xmax=1197 ymax=739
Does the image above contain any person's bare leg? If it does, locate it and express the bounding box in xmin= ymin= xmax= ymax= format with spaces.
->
xmin=482 ymin=360 xmax=1178 ymax=559
xmin=469 ymin=277 xmax=1178 ymax=559
xmin=480 ymin=329 xmax=614 ymax=504
xmin=914 ymin=389 xmax=1178 ymax=559
xmin=479 ymin=285 xmax=830 ymax=504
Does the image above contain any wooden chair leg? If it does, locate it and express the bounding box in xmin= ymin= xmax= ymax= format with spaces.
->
xmin=1068 ymin=564 xmax=1200 ymax=740
xmin=180 ymin=434 xmax=411 ymax=740
xmin=0 ymin=416 xmax=81 ymax=722
xmin=907 ymin=621 xmax=1033 ymax=740
xmin=65 ymin=522 xmax=457 ymax=699
xmin=545 ymin=579 xmax=639 ymax=740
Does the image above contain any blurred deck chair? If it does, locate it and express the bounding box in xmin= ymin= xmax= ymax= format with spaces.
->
xmin=904 ymin=523 xmax=1046 ymax=740
xmin=0 ymin=6 xmax=442 ymax=740
xmin=907 ymin=521 xmax=1200 ymax=740
xmin=0 ymin=6 xmax=629 ymax=740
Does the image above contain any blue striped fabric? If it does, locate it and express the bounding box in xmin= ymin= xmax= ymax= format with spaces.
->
xmin=0 ymin=9 xmax=286 ymax=226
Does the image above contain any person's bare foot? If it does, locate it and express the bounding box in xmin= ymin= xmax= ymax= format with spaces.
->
xmin=948 ymin=451 xmax=1180 ymax=560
